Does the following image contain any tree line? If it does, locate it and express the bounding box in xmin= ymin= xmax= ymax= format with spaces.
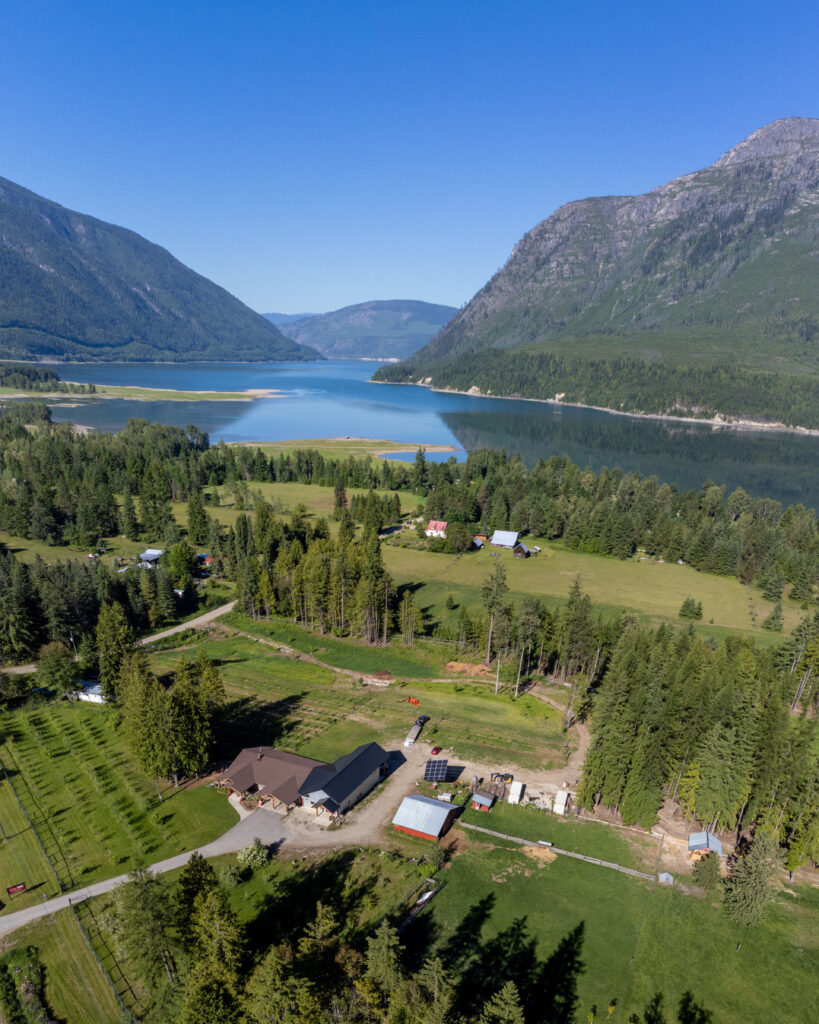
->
xmin=372 ymin=347 xmax=819 ymax=429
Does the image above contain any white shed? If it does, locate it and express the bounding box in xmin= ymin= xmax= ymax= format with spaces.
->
xmin=553 ymin=790 xmax=570 ymax=815
xmin=507 ymin=781 xmax=525 ymax=805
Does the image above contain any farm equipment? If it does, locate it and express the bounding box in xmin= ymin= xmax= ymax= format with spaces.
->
xmin=492 ymin=772 xmax=514 ymax=784
xmin=401 ymin=697 xmax=420 ymax=706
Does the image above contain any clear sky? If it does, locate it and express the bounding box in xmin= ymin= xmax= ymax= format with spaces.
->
xmin=2 ymin=1 xmax=817 ymax=313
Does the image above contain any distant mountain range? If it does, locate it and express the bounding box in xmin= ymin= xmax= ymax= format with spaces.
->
xmin=274 ymin=299 xmax=458 ymax=359
xmin=0 ymin=177 xmax=320 ymax=362
xmin=264 ymin=312 xmax=319 ymax=326
xmin=375 ymin=117 xmax=819 ymax=427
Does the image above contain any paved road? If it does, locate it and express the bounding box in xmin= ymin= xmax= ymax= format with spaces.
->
xmin=0 ymin=797 xmax=286 ymax=938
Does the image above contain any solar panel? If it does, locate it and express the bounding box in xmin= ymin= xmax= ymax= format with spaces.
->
xmin=423 ymin=759 xmax=449 ymax=782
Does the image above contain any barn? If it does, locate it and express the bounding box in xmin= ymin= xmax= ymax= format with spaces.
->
xmin=490 ymin=530 xmax=518 ymax=548
xmin=688 ymin=831 xmax=723 ymax=857
xmin=392 ymin=794 xmax=459 ymax=840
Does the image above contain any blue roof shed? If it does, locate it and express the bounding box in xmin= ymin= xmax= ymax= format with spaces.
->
xmin=688 ymin=831 xmax=723 ymax=857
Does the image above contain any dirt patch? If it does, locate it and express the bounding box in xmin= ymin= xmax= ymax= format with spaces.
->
xmin=446 ymin=661 xmax=494 ymax=679
xmin=522 ymin=844 xmax=557 ymax=865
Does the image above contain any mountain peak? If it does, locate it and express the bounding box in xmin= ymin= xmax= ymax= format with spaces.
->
xmin=714 ymin=116 xmax=819 ymax=168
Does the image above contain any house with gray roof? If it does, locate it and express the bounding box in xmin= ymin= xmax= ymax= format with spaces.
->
xmin=299 ymin=742 xmax=388 ymax=817
xmin=490 ymin=530 xmax=518 ymax=548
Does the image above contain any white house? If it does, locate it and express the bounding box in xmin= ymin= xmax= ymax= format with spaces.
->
xmin=71 ymin=682 xmax=108 ymax=705
xmin=425 ymin=520 xmax=448 ymax=538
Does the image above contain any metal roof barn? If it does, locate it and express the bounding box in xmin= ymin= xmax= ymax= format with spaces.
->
xmin=490 ymin=530 xmax=519 ymax=548
xmin=392 ymin=794 xmax=458 ymax=840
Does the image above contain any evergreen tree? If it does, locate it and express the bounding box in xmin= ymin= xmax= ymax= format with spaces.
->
xmin=96 ymin=601 xmax=135 ymax=699
xmin=478 ymin=980 xmax=526 ymax=1024
xmin=175 ymin=852 xmax=218 ymax=946
xmin=724 ymin=830 xmax=782 ymax=927
xmin=191 ymin=886 xmax=244 ymax=993
xmin=105 ymin=869 xmax=178 ymax=987
xmin=762 ymin=601 xmax=783 ymax=632
xmin=692 ymin=852 xmax=722 ymax=894
xmin=187 ymin=487 xmax=208 ymax=545
xmin=119 ymin=490 xmax=140 ymax=541
xmin=365 ymin=919 xmax=402 ymax=1008
xmin=481 ymin=562 xmax=509 ymax=665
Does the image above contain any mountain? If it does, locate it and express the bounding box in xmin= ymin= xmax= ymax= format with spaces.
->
xmin=375 ymin=118 xmax=819 ymax=426
xmin=0 ymin=177 xmax=321 ymax=362
xmin=264 ymin=312 xmax=319 ymax=326
xmin=279 ymin=299 xmax=458 ymax=359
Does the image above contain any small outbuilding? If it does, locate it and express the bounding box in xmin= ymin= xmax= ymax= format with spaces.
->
xmin=658 ymin=872 xmax=674 ymax=886
xmin=70 ymin=682 xmax=107 ymax=705
xmin=138 ymin=548 xmax=164 ymax=564
xmin=490 ymin=530 xmax=519 ymax=548
xmin=471 ymin=789 xmax=495 ymax=812
xmin=507 ymin=781 xmax=525 ymax=805
xmin=553 ymin=790 xmax=570 ymax=815
xmin=688 ymin=831 xmax=723 ymax=858
xmin=513 ymin=543 xmax=530 ymax=559
xmin=392 ymin=794 xmax=459 ymax=840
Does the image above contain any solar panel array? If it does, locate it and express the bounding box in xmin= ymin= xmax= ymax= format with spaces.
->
xmin=423 ymin=759 xmax=449 ymax=782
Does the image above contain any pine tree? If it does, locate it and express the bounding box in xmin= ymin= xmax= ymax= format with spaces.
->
xmin=192 ymin=887 xmax=244 ymax=993
xmin=692 ymin=852 xmax=722 ymax=894
xmin=175 ymin=852 xmax=218 ymax=946
xmin=481 ymin=562 xmax=509 ymax=665
xmin=119 ymin=491 xmax=140 ymax=541
xmin=365 ymin=919 xmax=402 ymax=1007
xmin=187 ymin=487 xmax=208 ymax=545
xmin=104 ymin=869 xmax=178 ymax=986
xmin=96 ymin=601 xmax=134 ymax=699
xmin=479 ymin=980 xmax=526 ymax=1024
xmin=762 ymin=601 xmax=783 ymax=632
xmin=724 ymin=830 xmax=781 ymax=928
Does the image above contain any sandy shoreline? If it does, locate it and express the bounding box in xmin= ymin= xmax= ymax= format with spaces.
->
xmin=0 ymin=384 xmax=283 ymax=402
xmin=370 ymin=379 xmax=819 ymax=438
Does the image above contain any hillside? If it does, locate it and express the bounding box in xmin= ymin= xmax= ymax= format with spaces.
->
xmin=0 ymin=176 xmax=321 ymax=362
xmin=279 ymin=299 xmax=457 ymax=359
xmin=375 ymin=118 xmax=819 ymax=424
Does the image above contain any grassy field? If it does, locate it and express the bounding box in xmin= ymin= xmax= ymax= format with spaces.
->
xmin=382 ymin=540 xmax=803 ymax=637
xmin=0 ymin=911 xmax=126 ymax=1024
xmin=246 ymin=437 xmax=455 ymax=459
xmin=0 ymin=703 xmax=237 ymax=912
xmin=420 ymin=827 xmax=819 ymax=1024
xmin=151 ymin=632 xmax=568 ymax=771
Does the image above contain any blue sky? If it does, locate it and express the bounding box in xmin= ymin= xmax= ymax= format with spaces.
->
xmin=1 ymin=1 xmax=817 ymax=312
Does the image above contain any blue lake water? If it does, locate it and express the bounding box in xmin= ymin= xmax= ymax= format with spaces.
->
xmin=44 ymin=360 xmax=819 ymax=507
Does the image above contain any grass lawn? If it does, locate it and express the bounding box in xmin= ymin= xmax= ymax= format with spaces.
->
xmin=460 ymin=802 xmax=660 ymax=872
xmin=0 ymin=911 xmax=125 ymax=1024
xmin=0 ymin=703 xmax=237 ymax=911
xmin=382 ymin=540 xmax=803 ymax=637
xmin=246 ymin=437 xmax=455 ymax=459
xmin=421 ymin=832 xmax=819 ymax=1024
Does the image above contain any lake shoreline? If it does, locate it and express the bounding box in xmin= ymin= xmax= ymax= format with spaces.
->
xmin=369 ymin=379 xmax=819 ymax=437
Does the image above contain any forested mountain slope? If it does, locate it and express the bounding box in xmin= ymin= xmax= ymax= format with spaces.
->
xmin=376 ymin=118 xmax=819 ymax=424
xmin=280 ymin=299 xmax=457 ymax=359
xmin=0 ymin=176 xmax=321 ymax=362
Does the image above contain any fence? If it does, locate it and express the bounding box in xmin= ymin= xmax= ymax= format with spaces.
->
xmin=0 ymin=759 xmax=67 ymax=893
xmin=69 ymin=897 xmax=139 ymax=1023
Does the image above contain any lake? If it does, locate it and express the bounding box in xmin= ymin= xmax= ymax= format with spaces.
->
xmin=45 ymin=360 xmax=819 ymax=507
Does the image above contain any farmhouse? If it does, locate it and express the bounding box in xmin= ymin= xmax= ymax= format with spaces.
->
xmin=219 ymin=747 xmax=326 ymax=809
xmin=425 ymin=519 xmax=448 ymax=538
xmin=299 ymin=742 xmax=388 ymax=816
xmin=392 ymin=794 xmax=459 ymax=840
xmin=490 ymin=530 xmax=518 ymax=548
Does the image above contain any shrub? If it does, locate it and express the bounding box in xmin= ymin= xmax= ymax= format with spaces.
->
xmin=237 ymin=837 xmax=270 ymax=870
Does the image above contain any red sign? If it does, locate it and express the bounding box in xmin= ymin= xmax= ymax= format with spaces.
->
xmin=6 ymin=883 xmax=26 ymax=895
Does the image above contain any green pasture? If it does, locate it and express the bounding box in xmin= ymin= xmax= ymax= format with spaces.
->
xmin=0 ymin=911 xmax=125 ymax=1024
xmin=460 ymin=803 xmax=659 ymax=872
xmin=247 ymin=436 xmax=455 ymax=460
xmin=424 ymin=830 xmax=819 ymax=1024
xmin=382 ymin=540 xmax=803 ymax=637
xmin=0 ymin=703 xmax=237 ymax=911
